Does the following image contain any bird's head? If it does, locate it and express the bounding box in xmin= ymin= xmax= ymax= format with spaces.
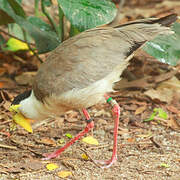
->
xmin=9 ymin=90 xmax=42 ymax=133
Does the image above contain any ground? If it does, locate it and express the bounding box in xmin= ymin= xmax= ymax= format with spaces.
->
xmin=0 ymin=0 xmax=180 ymax=180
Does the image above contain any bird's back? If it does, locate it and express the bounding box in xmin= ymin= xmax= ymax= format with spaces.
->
xmin=33 ymin=14 xmax=177 ymax=105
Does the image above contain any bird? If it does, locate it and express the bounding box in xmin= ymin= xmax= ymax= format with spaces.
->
xmin=10 ymin=14 xmax=177 ymax=168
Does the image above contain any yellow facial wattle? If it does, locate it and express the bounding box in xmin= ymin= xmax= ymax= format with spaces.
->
xmin=9 ymin=105 xmax=33 ymax=133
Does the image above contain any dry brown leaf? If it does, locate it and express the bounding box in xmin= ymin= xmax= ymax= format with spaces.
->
xmin=65 ymin=110 xmax=79 ymax=122
xmin=135 ymin=106 xmax=147 ymax=115
xmin=39 ymin=137 xmax=56 ymax=146
xmin=144 ymin=88 xmax=173 ymax=103
xmin=167 ymin=118 xmax=180 ymax=130
xmin=167 ymin=105 xmax=180 ymax=117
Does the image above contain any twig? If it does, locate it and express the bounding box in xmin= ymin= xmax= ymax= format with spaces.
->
xmin=22 ymin=30 xmax=43 ymax=63
xmin=0 ymin=143 xmax=17 ymax=150
xmin=0 ymin=28 xmax=35 ymax=46
xmin=150 ymin=137 xmax=161 ymax=148
xmin=87 ymin=143 xmax=110 ymax=150
xmin=80 ymin=148 xmax=101 ymax=168
xmin=58 ymin=5 xmax=64 ymax=41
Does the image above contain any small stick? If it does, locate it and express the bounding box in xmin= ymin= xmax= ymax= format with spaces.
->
xmin=0 ymin=143 xmax=17 ymax=150
xmin=150 ymin=137 xmax=161 ymax=148
xmin=80 ymin=148 xmax=101 ymax=168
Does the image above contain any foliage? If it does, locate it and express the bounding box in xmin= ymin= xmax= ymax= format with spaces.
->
xmin=144 ymin=22 xmax=180 ymax=66
xmin=0 ymin=0 xmax=117 ymax=54
xmin=144 ymin=108 xmax=168 ymax=122
xmin=0 ymin=0 xmax=179 ymax=66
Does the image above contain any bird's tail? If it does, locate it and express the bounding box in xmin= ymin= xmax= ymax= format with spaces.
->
xmin=114 ymin=14 xmax=177 ymax=56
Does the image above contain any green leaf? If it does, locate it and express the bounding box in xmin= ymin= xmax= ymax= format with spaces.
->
xmin=7 ymin=0 xmax=26 ymax=18
xmin=154 ymin=108 xmax=168 ymax=120
xmin=0 ymin=9 xmax=14 ymax=25
xmin=160 ymin=163 xmax=169 ymax=168
xmin=144 ymin=22 xmax=180 ymax=66
xmin=144 ymin=108 xmax=168 ymax=122
xmin=144 ymin=112 xmax=156 ymax=122
xmin=42 ymin=0 xmax=52 ymax=7
xmin=58 ymin=0 xmax=117 ymax=32
xmin=65 ymin=133 xmax=73 ymax=139
xmin=5 ymin=38 xmax=29 ymax=52
xmin=0 ymin=2 xmax=60 ymax=53
xmin=27 ymin=16 xmax=52 ymax=32
xmin=70 ymin=25 xmax=80 ymax=37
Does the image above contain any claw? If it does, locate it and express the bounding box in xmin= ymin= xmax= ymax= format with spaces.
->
xmin=95 ymin=156 xmax=117 ymax=168
xmin=42 ymin=152 xmax=58 ymax=160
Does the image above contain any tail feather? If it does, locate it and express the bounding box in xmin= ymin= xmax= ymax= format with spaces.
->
xmin=114 ymin=14 xmax=177 ymax=57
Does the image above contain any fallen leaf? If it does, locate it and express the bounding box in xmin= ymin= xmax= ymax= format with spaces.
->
xmin=0 ymin=82 xmax=4 ymax=88
xmin=167 ymin=105 xmax=180 ymax=117
xmin=167 ymin=118 xmax=180 ymax=130
xmin=40 ymin=137 xmax=56 ymax=146
xmin=0 ymin=67 xmax=6 ymax=76
xmin=81 ymin=153 xmax=89 ymax=160
xmin=65 ymin=133 xmax=73 ymax=139
xmin=13 ymin=113 xmax=33 ymax=133
xmin=57 ymin=171 xmax=72 ymax=178
xmin=6 ymin=38 xmax=29 ymax=52
xmin=65 ymin=110 xmax=79 ymax=122
xmin=145 ymin=77 xmax=180 ymax=103
xmin=160 ymin=163 xmax=169 ymax=168
xmin=135 ymin=106 xmax=147 ymax=115
xmin=82 ymin=136 xmax=99 ymax=145
xmin=46 ymin=163 xmax=59 ymax=171
xmin=127 ymin=138 xmax=135 ymax=143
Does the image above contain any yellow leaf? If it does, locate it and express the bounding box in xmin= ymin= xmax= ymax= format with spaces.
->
xmin=6 ymin=38 xmax=29 ymax=52
xmin=57 ymin=171 xmax=72 ymax=178
xmin=82 ymin=136 xmax=99 ymax=145
xmin=81 ymin=153 xmax=88 ymax=160
xmin=9 ymin=104 xmax=21 ymax=113
xmin=46 ymin=163 xmax=59 ymax=171
xmin=13 ymin=113 xmax=33 ymax=133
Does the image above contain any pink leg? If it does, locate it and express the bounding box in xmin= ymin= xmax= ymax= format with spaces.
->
xmin=95 ymin=94 xmax=120 ymax=168
xmin=42 ymin=108 xmax=94 ymax=160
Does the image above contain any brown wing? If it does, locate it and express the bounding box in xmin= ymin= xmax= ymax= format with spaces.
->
xmin=33 ymin=14 xmax=176 ymax=101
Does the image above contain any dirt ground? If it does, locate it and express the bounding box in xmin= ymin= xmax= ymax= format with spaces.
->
xmin=0 ymin=0 xmax=180 ymax=180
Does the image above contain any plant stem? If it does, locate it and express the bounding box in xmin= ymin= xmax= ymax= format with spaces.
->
xmin=58 ymin=5 xmax=64 ymax=42
xmin=34 ymin=0 xmax=40 ymax=16
xmin=41 ymin=0 xmax=59 ymax=35
xmin=0 ymin=28 xmax=35 ymax=46
xmin=22 ymin=29 xmax=43 ymax=63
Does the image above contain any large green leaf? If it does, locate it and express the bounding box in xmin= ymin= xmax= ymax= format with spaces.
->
xmin=58 ymin=0 xmax=117 ymax=32
xmin=27 ymin=16 xmax=52 ymax=32
xmin=144 ymin=22 xmax=180 ymax=66
xmin=14 ymin=15 xmax=60 ymax=53
xmin=0 ymin=9 xmax=14 ymax=25
xmin=7 ymin=0 xmax=26 ymax=18
xmin=0 ymin=1 xmax=60 ymax=53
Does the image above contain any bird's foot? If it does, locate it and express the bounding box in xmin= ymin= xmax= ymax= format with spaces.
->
xmin=42 ymin=151 xmax=59 ymax=160
xmin=95 ymin=156 xmax=117 ymax=168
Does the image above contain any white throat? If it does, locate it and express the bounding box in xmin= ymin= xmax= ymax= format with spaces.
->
xmin=19 ymin=90 xmax=50 ymax=120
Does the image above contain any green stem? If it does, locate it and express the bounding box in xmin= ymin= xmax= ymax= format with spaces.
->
xmin=0 ymin=28 xmax=35 ymax=46
xmin=58 ymin=5 xmax=64 ymax=42
xmin=34 ymin=0 xmax=40 ymax=16
xmin=41 ymin=0 xmax=59 ymax=35
xmin=22 ymin=29 xmax=43 ymax=63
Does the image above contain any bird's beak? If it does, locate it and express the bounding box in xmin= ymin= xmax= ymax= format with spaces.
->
xmin=9 ymin=105 xmax=33 ymax=133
